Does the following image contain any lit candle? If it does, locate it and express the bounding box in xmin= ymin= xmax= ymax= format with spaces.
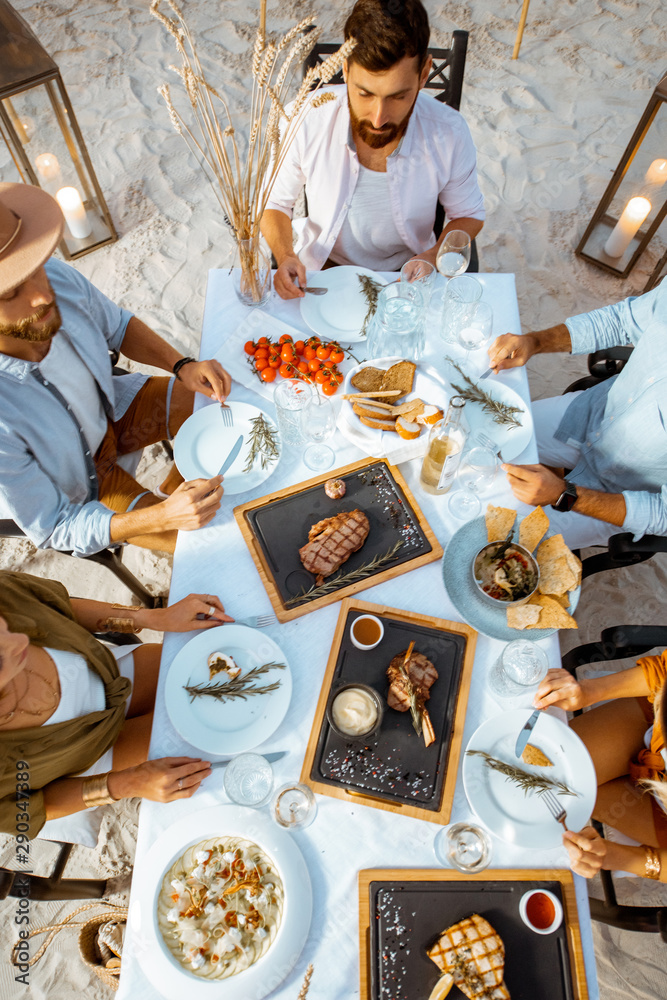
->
xmin=56 ymin=186 xmax=92 ymax=240
xmin=645 ymin=158 xmax=667 ymax=188
xmin=604 ymin=196 xmax=651 ymax=258
xmin=35 ymin=153 xmax=62 ymax=183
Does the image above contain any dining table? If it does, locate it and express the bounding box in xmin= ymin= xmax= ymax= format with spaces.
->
xmin=116 ymin=269 xmax=600 ymax=1000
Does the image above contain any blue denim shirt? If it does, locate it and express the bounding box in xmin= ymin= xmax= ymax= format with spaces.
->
xmin=556 ymin=279 xmax=667 ymax=538
xmin=0 ymin=258 xmax=147 ymax=555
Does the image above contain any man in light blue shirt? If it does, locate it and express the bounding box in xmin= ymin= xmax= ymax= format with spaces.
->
xmin=0 ymin=182 xmax=231 ymax=556
xmin=487 ymin=280 xmax=667 ymax=548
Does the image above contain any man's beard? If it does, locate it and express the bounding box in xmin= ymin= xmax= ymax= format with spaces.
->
xmin=0 ymin=301 xmax=62 ymax=342
xmin=348 ymin=94 xmax=417 ymax=149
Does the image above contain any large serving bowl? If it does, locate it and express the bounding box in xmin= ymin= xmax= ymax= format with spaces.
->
xmin=472 ymin=540 xmax=539 ymax=608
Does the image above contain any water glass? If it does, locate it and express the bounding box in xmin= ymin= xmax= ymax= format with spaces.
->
xmin=456 ymin=301 xmax=494 ymax=358
xmin=300 ymin=393 xmax=336 ymax=470
xmin=489 ymin=641 xmax=549 ymax=699
xmin=434 ymin=822 xmax=491 ymax=873
xmin=273 ymin=378 xmax=315 ymax=446
xmin=400 ymin=259 xmax=437 ymax=306
xmin=223 ymin=752 xmax=274 ymax=807
xmin=273 ymin=782 xmax=317 ymax=829
xmin=448 ymin=445 xmax=498 ymax=520
xmin=366 ymin=280 xmax=425 ymax=361
xmin=441 ymin=274 xmax=482 ymax=345
xmin=436 ymin=230 xmax=472 ymax=278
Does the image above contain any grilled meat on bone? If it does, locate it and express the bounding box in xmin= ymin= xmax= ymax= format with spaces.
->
xmin=427 ymin=913 xmax=510 ymax=1000
xmin=386 ymin=650 xmax=438 ymax=712
xmin=298 ymin=509 xmax=370 ymax=585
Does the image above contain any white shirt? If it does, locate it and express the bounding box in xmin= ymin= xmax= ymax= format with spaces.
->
xmin=40 ymin=331 xmax=108 ymax=456
xmin=266 ymin=85 xmax=485 ymax=270
xmin=330 ymin=165 xmax=411 ymax=270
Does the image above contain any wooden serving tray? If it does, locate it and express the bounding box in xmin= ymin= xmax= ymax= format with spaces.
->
xmin=233 ymin=457 xmax=443 ymax=622
xmin=359 ymin=868 xmax=588 ymax=1000
xmin=299 ymin=598 xmax=476 ymax=824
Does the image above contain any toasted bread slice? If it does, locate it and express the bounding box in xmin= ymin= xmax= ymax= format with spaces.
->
xmin=352 ymin=400 xmax=396 ymax=420
xmin=351 ymin=366 xmax=384 ymax=394
xmin=376 ymin=360 xmax=416 ymax=403
xmin=358 ymin=414 xmax=398 ymax=432
xmin=393 ymin=398 xmax=425 ymax=420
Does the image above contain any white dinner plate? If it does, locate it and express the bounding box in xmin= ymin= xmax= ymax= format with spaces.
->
xmin=129 ymin=805 xmax=312 ymax=1000
xmin=339 ymin=355 xmax=449 ymax=463
xmin=174 ymin=400 xmax=280 ymax=495
xmin=463 ymin=709 xmax=596 ymax=848
xmin=164 ymin=626 xmax=292 ymax=755
xmin=300 ymin=265 xmax=387 ymax=342
xmin=449 ymin=373 xmax=533 ymax=463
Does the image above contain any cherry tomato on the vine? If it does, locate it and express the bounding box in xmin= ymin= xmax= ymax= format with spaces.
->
xmin=281 ymin=345 xmax=296 ymax=362
xmin=321 ymin=381 xmax=338 ymax=396
xmin=316 ymin=345 xmax=331 ymax=360
xmin=268 ymin=355 xmax=281 ymax=369
xmin=255 ymin=358 xmax=269 ymax=372
xmin=303 ymin=346 xmax=317 ymax=360
xmin=294 ymin=340 xmax=305 ymax=355
xmin=260 ymin=367 xmax=276 ymax=382
xmin=279 ymin=363 xmax=293 ymax=379
xmin=279 ymin=334 xmax=293 ymax=345
xmin=297 ymin=361 xmax=309 ymax=374
xmin=254 ymin=346 xmax=269 ymax=359
xmin=244 ymin=340 xmax=256 ymax=355
xmin=315 ymin=369 xmax=328 ymax=384
xmin=257 ymin=336 xmax=269 ymax=346
xmin=329 ymin=348 xmax=345 ymax=364
xmin=307 ymin=358 xmax=322 ymax=372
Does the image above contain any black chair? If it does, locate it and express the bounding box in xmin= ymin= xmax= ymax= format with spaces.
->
xmin=302 ymin=31 xmax=479 ymax=271
xmin=561 ymin=346 xmax=667 ymax=580
xmin=561 ymin=626 xmax=667 ymax=938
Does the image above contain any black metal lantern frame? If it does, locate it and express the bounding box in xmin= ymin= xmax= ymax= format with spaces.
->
xmin=576 ymin=72 xmax=667 ymax=280
xmin=0 ymin=1 xmax=117 ymax=259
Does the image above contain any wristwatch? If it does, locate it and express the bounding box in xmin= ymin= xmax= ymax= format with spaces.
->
xmin=552 ymin=480 xmax=578 ymax=512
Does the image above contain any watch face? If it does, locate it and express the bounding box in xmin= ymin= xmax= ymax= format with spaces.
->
xmin=553 ymin=482 xmax=577 ymax=512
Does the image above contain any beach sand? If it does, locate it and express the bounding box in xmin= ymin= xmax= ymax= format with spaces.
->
xmin=1 ymin=0 xmax=667 ymax=996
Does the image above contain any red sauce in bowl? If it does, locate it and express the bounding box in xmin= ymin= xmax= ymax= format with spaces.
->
xmin=526 ymin=891 xmax=556 ymax=930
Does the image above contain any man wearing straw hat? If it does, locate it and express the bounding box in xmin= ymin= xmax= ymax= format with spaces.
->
xmin=0 ymin=182 xmax=231 ymax=556
xmin=262 ymin=0 xmax=485 ymax=299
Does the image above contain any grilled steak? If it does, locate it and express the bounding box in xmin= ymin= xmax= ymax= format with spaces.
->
xmin=299 ymin=509 xmax=370 ymax=585
xmin=386 ymin=650 xmax=438 ymax=712
xmin=427 ymin=913 xmax=510 ymax=1000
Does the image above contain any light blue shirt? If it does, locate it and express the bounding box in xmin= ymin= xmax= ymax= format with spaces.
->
xmin=0 ymin=258 xmax=147 ymax=555
xmin=557 ymin=279 xmax=667 ymax=538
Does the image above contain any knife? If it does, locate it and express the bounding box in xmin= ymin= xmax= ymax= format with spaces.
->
xmin=217 ymin=434 xmax=244 ymax=477
xmin=479 ymin=367 xmax=493 ymax=380
xmin=209 ymin=751 xmax=287 ymax=770
xmin=514 ymin=709 xmax=541 ymax=759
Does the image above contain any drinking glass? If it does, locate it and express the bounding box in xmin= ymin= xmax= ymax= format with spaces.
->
xmin=300 ymin=393 xmax=336 ymax=470
xmin=448 ymin=445 xmax=498 ymax=519
xmin=223 ymin=753 xmax=274 ymax=807
xmin=365 ymin=280 xmax=425 ymax=361
xmin=273 ymin=378 xmax=316 ymax=446
xmin=273 ymin=782 xmax=317 ymax=829
xmin=456 ymin=301 xmax=494 ymax=367
xmin=400 ymin=259 xmax=437 ymax=306
xmin=436 ymin=230 xmax=472 ymax=279
xmin=440 ymin=274 xmax=482 ymax=345
xmin=434 ymin=822 xmax=491 ymax=873
xmin=489 ymin=641 xmax=550 ymax=699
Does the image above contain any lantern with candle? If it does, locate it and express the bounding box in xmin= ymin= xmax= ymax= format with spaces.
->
xmin=0 ymin=0 xmax=116 ymax=259
xmin=576 ymin=72 xmax=667 ymax=279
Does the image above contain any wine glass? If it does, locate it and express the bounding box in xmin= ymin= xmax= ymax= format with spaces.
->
xmin=456 ymin=301 xmax=494 ymax=368
xmin=436 ymin=230 xmax=472 ymax=279
xmin=273 ymin=782 xmax=317 ymax=829
xmin=300 ymin=393 xmax=336 ymax=470
xmin=440 ymin=274 xmax=482 ymax=345
xmin=400 ymin=259 xmax=437 ymax=306
xmin=448 ymin=445 xmax=498 ymax=519
xmin=434 ymin=822 xmax=491 ymax=873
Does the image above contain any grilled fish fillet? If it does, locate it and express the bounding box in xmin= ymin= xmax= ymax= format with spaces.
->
xmin=386 ymin=650 xmax=438 ymax=712
xmin=427 ymin=913 xmax=510 ymax=1000
xmin=298 ymin=509 xmax=370 ymax=585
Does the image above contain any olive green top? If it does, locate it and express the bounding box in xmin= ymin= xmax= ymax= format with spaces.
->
xmin=0 ymin=571 xmax=131 ymax=837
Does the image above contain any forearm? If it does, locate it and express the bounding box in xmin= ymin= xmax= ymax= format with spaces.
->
xmin=70 ymin=598 xmax=165 ymax=633
xmin=531 ymin=322 xmax=572 ymax=355
xmin=579 ymin=665 xmax=650 ymax=707
xmin=43 ymin=768 xmax=141 ymax=820
xmin=119 ymin=316 xmax=183 ymax=373
xmin=603 ymin=841 xmax=667 ymax=882
xmin=260 ymin=209 xmax=297 ymax=266
xmin=108 ymin=501 xmax=167 ymax=544
xmin=572 ymin=485 xmax=626 ymax=527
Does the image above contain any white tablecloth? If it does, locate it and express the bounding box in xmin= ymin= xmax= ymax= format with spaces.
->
xmin=117 ymin=271 xmax=599 ymax=1000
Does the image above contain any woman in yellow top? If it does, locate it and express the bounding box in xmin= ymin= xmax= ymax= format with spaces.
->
xmin=0 ymin=571 xmax=233 ymax=837
xmin=535 ymin=651 xmax=667 ymax=882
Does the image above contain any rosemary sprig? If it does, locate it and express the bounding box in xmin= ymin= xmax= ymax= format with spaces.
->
xmin=242 ymin=413 xmax=280 ymax=473
xmin=184 ymin=662 xmax=286 ymax=702
xmin=466 ymin=750 xmax=577 ymax=797
xmin=445 ymin=357 xmax=523 ymax=428
xmin=358 ymin=275 xmax=383 ymax=336
xmin=284 ymin=540 xmax=403 ymax=607
xmin=396 ymin=641 xmax=423 ymax=737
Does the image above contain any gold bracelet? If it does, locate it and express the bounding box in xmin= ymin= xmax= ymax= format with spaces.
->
xmin=82 ymin=772 xmax=117 ymax=808
xmin=95 ymin=616 xmax=142 ymax=634
xmin=111 ymin=603 xmax=144 ymax=612
xmin=642 ymin=844 xmax=662 ymax=880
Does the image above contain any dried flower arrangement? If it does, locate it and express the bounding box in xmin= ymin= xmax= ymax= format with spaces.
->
xmin=152 ymin=0 xmax=355 ymax=301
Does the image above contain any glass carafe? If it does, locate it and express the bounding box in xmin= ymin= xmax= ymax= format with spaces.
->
xmin=419 ymin=396 xmax=467 ymax=495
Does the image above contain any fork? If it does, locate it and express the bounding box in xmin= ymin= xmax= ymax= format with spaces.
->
xmin=476 ymin=430 xmax=503 ymax=462
xmin=219 ymin=404 xmax=234 ymax=428
xmin=195 ymin=612 xmax=278 ymax=628
xmin=542 ymin=789 xmax=569 ymax=831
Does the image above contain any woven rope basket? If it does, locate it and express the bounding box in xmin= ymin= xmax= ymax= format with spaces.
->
xmin=78 ymin=908 xmax=128 ymax=991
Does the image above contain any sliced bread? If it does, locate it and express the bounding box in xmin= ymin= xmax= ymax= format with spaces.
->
xmin=350 ymin=360 xmax=416 ymax=404
xmin=358 ymin=413 xmax=398 ymax=432
xmin=395 ymin=416 xmax=421 ymax=440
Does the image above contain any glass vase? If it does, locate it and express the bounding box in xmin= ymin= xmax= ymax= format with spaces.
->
xmin=232 ymin=236 xmax=272 ymax=307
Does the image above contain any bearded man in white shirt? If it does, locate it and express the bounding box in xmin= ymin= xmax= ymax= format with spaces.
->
xmin=261 ymin=0 xmax=485 ymax=300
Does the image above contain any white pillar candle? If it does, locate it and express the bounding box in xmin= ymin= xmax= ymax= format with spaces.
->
xmin=604 ymin=196 xmax=651 ymax=258
xmin=35 ymin=153 xmax=62 ymax=183
xmin=56 ymin=186 xmax=92 ymax=240
xmin=645 ymin=158 xmax=667 ymax=188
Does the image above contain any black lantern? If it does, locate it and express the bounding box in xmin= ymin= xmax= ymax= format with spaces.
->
xmin=0 ymin=0 xmax=117 ymax=259
xmin=576 ymin=72 xmax=667 ymax=279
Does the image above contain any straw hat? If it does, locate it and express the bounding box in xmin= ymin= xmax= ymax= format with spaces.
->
xmin=0 ymin=182 xmax=64 ymax=295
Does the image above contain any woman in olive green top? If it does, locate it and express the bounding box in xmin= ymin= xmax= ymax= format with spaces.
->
xmin=0 ymin=571 xmax=233 ymax=837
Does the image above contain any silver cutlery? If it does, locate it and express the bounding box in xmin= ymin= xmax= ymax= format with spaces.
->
xmin=514 ymin=708 xmax=541 ymax=758
xmin=219 ymin=403 xmax=234 ymax=427
xmin=542 ymin=789 xmax=569 ymax=830
xmin=217 ymin=433 xmax=244 ymax=477
xmin=209 ymin=750 xmax=287 ymax=770
xmin=303 ymin=286 xmax=328 ymax=295
xmin=195 ymin=612 xmax=278 ymax=628
xmin=476 ymin=430 xmax=503 ymax=462
xmin=479 ymin=367 xmax=493 ymax=380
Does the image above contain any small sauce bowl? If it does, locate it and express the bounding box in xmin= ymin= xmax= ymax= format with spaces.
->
xmin=519 ymin=888 xmax=563 ymax=935
xmin=326 ymin=683 xmax=384 ymax=740
xmin=350 ymin=614 xmax=384 ymax=650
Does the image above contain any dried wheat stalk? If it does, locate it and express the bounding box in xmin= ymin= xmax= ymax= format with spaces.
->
xmin=297 ymin=964 xmax=314 ymax=998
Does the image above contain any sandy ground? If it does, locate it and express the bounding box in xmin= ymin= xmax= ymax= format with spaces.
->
xmin=1 ymin=0 xmax=667 ymax=996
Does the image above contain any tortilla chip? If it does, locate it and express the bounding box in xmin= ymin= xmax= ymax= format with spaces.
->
xmin=565 ymin=546 xmax=583 ymax=588
xmin=507 ymin=604 xmax=542 ymax=629
xmin=485 ymin=504 xmax=517 ymax=544
xmin=536 ymin=535 xmax=580 ymax=596
xmin=522 ymin=744 xmax=554 ymax=767
xmin=550 ymin=593 xmax=570 ymax=608
xmin=519 ymin=505 xmax=550 ymax=552
xmin=527 ymin=593 xmax=578 ymax=629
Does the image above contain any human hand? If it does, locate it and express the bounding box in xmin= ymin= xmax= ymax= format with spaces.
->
xmin=403 ymin=255 xmax=436 ymax=281
xmin=159 ymin=478 xmax=223 ymax=531
xmin=488 ymin=333 xmax=537 ymax=373
xmin=109 ymin=757 xmax=212 ymax=802
xmin=273 ymin=255 xmax=307 ymax=299
xmin=563 ymin=827 xmax=608 ymax=878
xmin=177 ymin=359 xmax=231 ymax=404
xmin=502 ymin=463 xmax=565 ymax=506
xmin=151 ymin=594 xmax=234 ymax=632
xmin=534 ymin=668 xmax=586 ymax=711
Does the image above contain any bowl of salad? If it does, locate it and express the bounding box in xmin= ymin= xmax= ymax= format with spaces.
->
xmin=472 ymin=539 xmax=539 ymax=607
